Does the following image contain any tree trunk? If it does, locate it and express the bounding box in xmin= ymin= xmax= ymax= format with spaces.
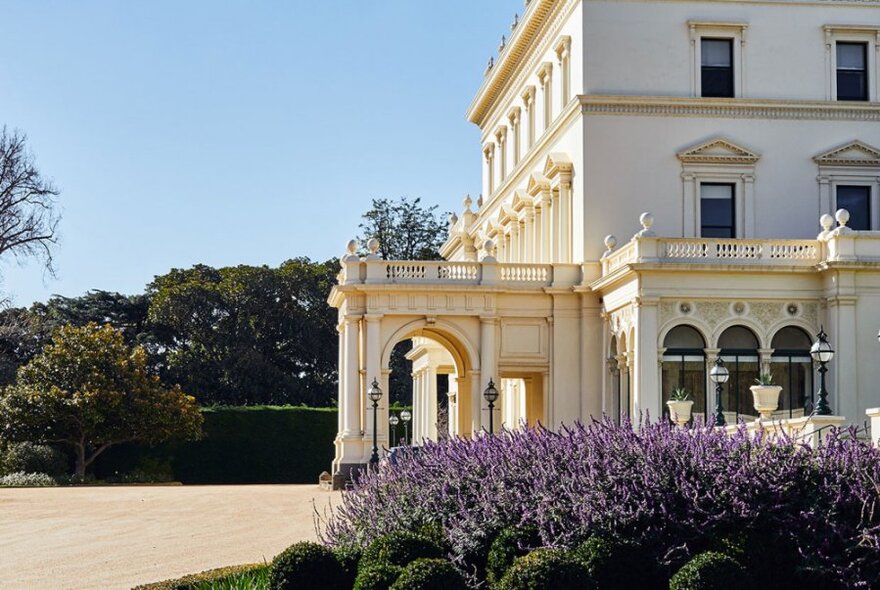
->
xmin=74 ymin=443 xmax=86 ymax=479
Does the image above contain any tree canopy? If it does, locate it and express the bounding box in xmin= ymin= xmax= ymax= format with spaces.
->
xmin=0 ymin=323 xmax=202 ymax=477
xmin=358 ymin=197 xmax=448 ymax=260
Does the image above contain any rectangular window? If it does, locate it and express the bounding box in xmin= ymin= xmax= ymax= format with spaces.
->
xmin=837 ymin=42 xmax=868 ymax=101
xmin=700 ymin=183 xmax=735 ymax=237
xmin=701 ymin=38 xmax=734 ymax=98
xmin=837 ymin=185 xmax=871 ymax=230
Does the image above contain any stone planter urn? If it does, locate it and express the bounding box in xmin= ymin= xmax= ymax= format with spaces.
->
xmin=667 ymin=400 xmax=694 ymax=427
xmin=750 ymin=385 xmax=783 ymax=420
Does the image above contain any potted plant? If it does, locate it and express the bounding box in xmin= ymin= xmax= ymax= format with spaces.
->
xmin=667 ymin=388 xmax=694 ymax=427
xmin=750 ymin=373 xmax=783 ymax=420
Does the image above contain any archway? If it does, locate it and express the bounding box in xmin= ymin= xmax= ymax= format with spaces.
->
xmin=661 ymin=325 xmax=707 ymax=421
xmin=770 ymin=326 xmax=813 ymax=418
xmin=718 ymin=325 xmax=760 ymax=421
xmin=380 ymin=321 xmax=478 ymax=443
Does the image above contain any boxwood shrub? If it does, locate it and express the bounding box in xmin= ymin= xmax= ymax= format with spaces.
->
xmin=496 ymin=549 xmax=595 ymax=590
xmin=352 ymin=563 xmax=402 ymax=590
xmin=574 ymin=535 xmax=663 ymax=589
xmin=359 ymin=531 xmax=443 ymax=571
xmin=333 ymin=544 xmax=362 ymax=588
xmin=269 ymin=542 xmax=346 ymax=590
xmin=669 ymin=551 xmax=748 ymax=590
xmin=389 ymin=558 xmax=467 ymax=590
xmin=485 ymin=525 xmax=540 ymax=586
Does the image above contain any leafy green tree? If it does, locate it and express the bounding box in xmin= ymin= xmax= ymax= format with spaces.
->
xmin=0 ymin=323 xmax=202 ymax=477
xmin=358 ymin=197 xmax=448 ymax=260
xmin=148 ymin=258 xmax=338 ymax=406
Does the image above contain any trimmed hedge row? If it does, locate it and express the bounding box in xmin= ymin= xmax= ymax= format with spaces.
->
xmin=132 ymin=563 xmax=267 ymax=590
xmin=95 ymin=406 xmax=337 ymax=484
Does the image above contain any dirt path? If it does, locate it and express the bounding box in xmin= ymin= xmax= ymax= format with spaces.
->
xmin=0 ymin=485 xmax=341 ymax=590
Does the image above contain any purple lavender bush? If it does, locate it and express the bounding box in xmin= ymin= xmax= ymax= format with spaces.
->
xmin=320 ymin=418 xmax=880 ymax=587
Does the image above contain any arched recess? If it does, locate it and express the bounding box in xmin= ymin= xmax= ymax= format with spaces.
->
xmin=661 ymin=324 xmax=707 ymax=421
xmin=770 ymin=326 xmax=814 ymax=418
xmin=718 ymin=325 xmax=760 ymax=420
xmin=380 ymin=319 xmax=479 ymax=439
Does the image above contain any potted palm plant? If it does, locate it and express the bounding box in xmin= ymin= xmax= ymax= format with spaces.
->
xmin=750 ymin=373 xmax=783 ymax=420
xmin=666 ymin=388 xmax=694 ymax=427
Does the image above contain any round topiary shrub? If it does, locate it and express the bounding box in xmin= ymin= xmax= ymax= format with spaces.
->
xmin=269 ymin=541 xmax=346 ymax=590
xmin=486 ymin=526 xmax=541 ymax=587
xmin=669 ymin=551 xmax=748 ymax=590
xmin=1 ymin=442 xmax=67 ymax=477
xmin=359 ymin=531 xmax=444 ymax=571
xmin=353 ymin=563 xmax=403 ymax=590
xmin=497 ymin=549 xmax=595 ymax=590
xmin=334 ymin=544 xmax=363 ymax=588
xmin=574 ymin=535 xmax=663 ymax=588
xmin=389 ymin=558 xmax=467 ymax=590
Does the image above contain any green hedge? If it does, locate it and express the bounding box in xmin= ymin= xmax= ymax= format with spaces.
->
xmin=132 ymin=563 xmax=267 ymax=590
xmin=95 ymin=406 xmax=337 ymax=484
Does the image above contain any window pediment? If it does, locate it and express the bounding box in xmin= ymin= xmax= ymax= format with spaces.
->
xmin=814 ymin=141 xmax=880 ymax=167
xmin=677 ymin=138 xmax=760 ymax=165
xmin=527 ymin=173 xmax=550 ymax=196
xmin=511 ymin=190 xmax=534 ymax=212
xmin=543 ymin=153 xmax=573 ymax=179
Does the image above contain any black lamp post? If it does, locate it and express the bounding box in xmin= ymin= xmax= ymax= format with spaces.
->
xmin=389 ymin=414 xmax=399 ymax=448
xmin=400 ymin=409 xmax=411 ymax=445
xmin=367 ymin=378 xmax=383 ymax=465
xmin=810 ymin=328 xmax=834 ymax=416
xmin=483 ymin=378 xmax=499 ymax=434
xmin=709 ymin=358 xmax=730 ymax=427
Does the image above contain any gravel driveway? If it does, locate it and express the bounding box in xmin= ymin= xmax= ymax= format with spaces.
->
xmin=0 ymin=485 xmax=340 ymax=590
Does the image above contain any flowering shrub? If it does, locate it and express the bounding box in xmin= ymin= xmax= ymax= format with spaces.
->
xmin=0 ymin=471 xmax=56 ymax=487
xmin=322 ymin=419 xmax=880 ymax=587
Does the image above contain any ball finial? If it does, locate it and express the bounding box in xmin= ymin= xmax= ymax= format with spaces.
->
xmin=604 ymin=235 xmax=617 ymax=251
xmin=640 ymin=212 xmax=654 ymax=230
xmin=835 ymin=208 xmax=850 ymax=227
xmin=820 ymin=214 xmax=834 ymax=232
xmin=346 ymin=240 xmax=358 ymax=255
xmin=367 ymin=238 xmax=380 ymax=254
xmin=483 ymin=238 xmax=496 ymax=256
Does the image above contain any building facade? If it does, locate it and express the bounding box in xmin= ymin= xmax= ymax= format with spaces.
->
xmin=328 ymin=0 xmax=880 ymax=483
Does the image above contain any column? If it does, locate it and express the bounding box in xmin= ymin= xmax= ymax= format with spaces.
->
xmin=682 ymin=174 xmax=696 ymax=237
xmin=510 ymin=222 xmax=520 ymax=263
xmin=524 ymin=211 xmax=534 ymax=263
xmin=484 ymin=144 xmax=495 ymax=196
xmin=495 ymin=127 xmax=508 ymax=182
xmin=818 ymin=176 xmax=831 ymax=219
xmin=480 ymin=316 xmax=499 ymax=432
xmin=557 ymin=175 xmax=572 ymax=263
xmin=533 ymin=207 xmax=543 ymax=263
xmin=518 ymin=221 xmax=526 ymax=263
xmin=758 ymin=348 xmax=774 ymax=376
xmin=342 ymin=317 xmax=360 ymax=436
xmin=704 ymin=348 xmax=720 ymax=420
xmin=521 ymin=86 xmax=536 ymax=149
xmin=828 ymin=293 xmax=858 ymax=420
xmin=541 ymin=194 xmax=552 ymax=262
xmin=550 ymin=295 xmax=581 ymax=427
xmin=427 ymin=366 xmax=438 ymax=441
xmin=742 ymin=174 xmax=755 ymax=238
xmin=336 ymin=324 xmax=344 ymax=434
xmin=633 ymin=300 xmax=661 ymax=421
xmin=508 ymin=108 xmax=521 ymax=166
xmin=364 ymin=315 xmax=385 ymax=453
xmin=551 ymin=189 xmax=560 ymax=262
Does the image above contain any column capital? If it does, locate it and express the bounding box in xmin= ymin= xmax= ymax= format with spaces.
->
xmin=364 ymin=313 xmax=384 ymax=322
xmin=343 ymin=315 xmax=362 ymax=325
xmin=479 ymin=315 xmax=500 ymax=325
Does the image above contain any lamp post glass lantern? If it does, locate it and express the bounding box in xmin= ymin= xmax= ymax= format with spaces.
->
xmin=389 ymin=414 xmax=400 ymax=447
xmin=483 ymin=378 xmax=499 ymax=434
xmin=810 ymin=328 xmax=834 ymax=416
xmin=709 ymin=358 xmax=730 ymax=427
xmin=368 ymin=378 xmax=383 ymax=465
xmin=400 ymin=409 xmax=412 ymax=445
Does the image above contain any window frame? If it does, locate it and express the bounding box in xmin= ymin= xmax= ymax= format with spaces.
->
xmin=835 ymin=184 xmax=874 ymax=230
xmin=688 ymin=21 xmax=747 ymax=99
xmin=824 ymin=25 xmax=880 ymax=102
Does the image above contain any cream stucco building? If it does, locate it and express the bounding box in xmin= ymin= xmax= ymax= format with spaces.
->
xmin=328 ymin=0 xmax=880 ymax=483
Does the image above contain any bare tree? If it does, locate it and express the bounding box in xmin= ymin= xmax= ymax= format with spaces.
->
xmin=0 ymin=127 xmax=60 ymax=274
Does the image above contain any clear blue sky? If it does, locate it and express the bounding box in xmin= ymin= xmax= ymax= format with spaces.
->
xmin=0 ymin=1 xmax=520 ymax=306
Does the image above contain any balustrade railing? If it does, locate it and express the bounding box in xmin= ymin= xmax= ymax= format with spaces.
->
xmin=660 ymin=238 xmax=820 ymax=264
xmin=499 ymin=263 xmax=551 ymax=283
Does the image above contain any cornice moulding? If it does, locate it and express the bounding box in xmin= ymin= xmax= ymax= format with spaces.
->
xmin=579 ymin=95 xmax=880 ymax=120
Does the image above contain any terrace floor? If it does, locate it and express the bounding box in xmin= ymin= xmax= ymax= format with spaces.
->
xmin=0 ymin=484 xmax=340 ymax=590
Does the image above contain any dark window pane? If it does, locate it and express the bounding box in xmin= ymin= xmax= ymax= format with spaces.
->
xmin=837 ymin=185 xmax=871 ymax=230
xmin=700 ymin=183 xmax=735 ymax=237
xmin=837 ymin=43 xmax=868 ymax=101
xmin=701 ymin=39 xmax=733 ymax=97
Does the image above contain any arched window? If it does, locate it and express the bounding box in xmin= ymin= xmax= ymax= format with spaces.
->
xmin=770 ymin=327 xmax=813 ymax=418
xmin=661 ymin=325 xmax=707 ymax=420
xmin=718 ymin=325 xmax=760 ymax=420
